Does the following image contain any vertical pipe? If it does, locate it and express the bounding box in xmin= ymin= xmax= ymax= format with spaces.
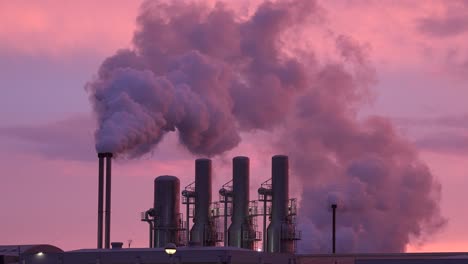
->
xmin=186 ymin=202 xmax=190 ymax=245
xmin=224 ymin=200 xmax=228 ymax=246
xmin=263 ymin=199 xmax=267 ymax=252
xmin=190 ymin=159 xmax=214 ymax=246
xmin=228 ymin=156 xmax=252 ymax=249
xmin=149 ymin=221 xmax=154 ymax=248
xmin=267 ymin=155 xmax=289 ymax=253
xmin=97 ymin=154 xmax=105 ymax=249
xmin=332 ymin=204 xmax=337 ymax=254
xmin=104 ymin=153 xmax=113 ymax=249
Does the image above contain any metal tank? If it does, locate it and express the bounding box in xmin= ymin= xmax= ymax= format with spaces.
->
xmin=266 ymin=155 xmax=293 ymax=253
xmin=190 ymin=159 xmax=216 ymax=246
xmin=153 ymin=175 xmax=180 ymax=247
xmin=228 ymin=156 xmax=255 ymax=249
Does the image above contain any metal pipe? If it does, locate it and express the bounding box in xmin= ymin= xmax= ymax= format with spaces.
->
xmin=150 ymin=223 xmax=154 ymax=248
xmin=144 ymin=210 xmax=154 ymax=248
xmin=228 ymin=156 xmax=253 ymax=249
xmin=263 ymin=198 xmax=267 ymax=252
xmin=267 ymin=155 xmax=290 ymax=253
xmin=186 ymin=198 xmax=190 ymax=245
xmin=190 ymin=159 xmax=214 ymax=246
xmin=224 ymin=198 xmax=228 ymax=247
xmin=332 ymin=204 xmax=337 ymax=254
xmin=104 ymin=153 xmax=113 ymax=249
xmin=258 ymin=185 xmax=272 ymax=252
xmin=97 ymin=153 xmax=105 ymax=249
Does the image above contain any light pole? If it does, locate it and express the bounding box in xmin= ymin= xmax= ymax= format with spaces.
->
xmin=331 ymin=204 xmax=337 ymax=254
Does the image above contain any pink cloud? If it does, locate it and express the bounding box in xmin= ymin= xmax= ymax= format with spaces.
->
xmin=406 ymin=151 xmax=468 ymax=252
xmin=0 ymin=1 xmax=139 ymax=56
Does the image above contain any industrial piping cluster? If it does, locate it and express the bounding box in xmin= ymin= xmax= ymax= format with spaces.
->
xmin=145 ymin=155 xmax=301 ymax=253
xmin=98 ymin=154 xmax=301 ymax=253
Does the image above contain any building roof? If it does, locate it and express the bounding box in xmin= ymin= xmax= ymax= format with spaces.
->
xmin=0 ymin=245 xmax=63 ymax=256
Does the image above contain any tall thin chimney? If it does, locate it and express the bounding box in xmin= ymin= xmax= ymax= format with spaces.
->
xmin=190 ymin=158 xmax=215 ymax=246
xmin=332 ymin=204 xmax=337 ymax=254
xmin=228 ymin=156 xmax=254 ymax=249
xmin=97 ymin=153 xmax=105 ymax=249
xmin=105 ymin=153 xmax=113 ymax=249
xmin=97 ymin=152 xmax=113 ymax=249
xmin=267 ymin=155 xmax=291 ymax=253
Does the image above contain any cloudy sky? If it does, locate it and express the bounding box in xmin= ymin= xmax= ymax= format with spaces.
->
xmin=0 ymin=0 xmax=467 ymax=252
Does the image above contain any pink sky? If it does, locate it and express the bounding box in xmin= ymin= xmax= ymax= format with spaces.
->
xmin=0 ymin=0 xmax=467 ymax=252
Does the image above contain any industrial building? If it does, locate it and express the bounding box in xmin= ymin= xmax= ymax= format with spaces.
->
xmin=3 ymin=155 xmax=468 ymax=264
xmin=4 ymin=245 xmax=468 ymax=264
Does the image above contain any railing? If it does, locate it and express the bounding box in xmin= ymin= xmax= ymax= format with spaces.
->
xmin=219 ymin=179 xmax=233 ymax=202
xmin=243 ymin=230 xmax=262 ymax=241
xmin=220 ymin=194 xmax=233 ymax=203
xmin=206 ymin=230 xmax=224 ymax=243
xmin=140 ymin=211 xmax=147 ymax=221
xmin=182 ymin=181 xmax=196 ymax=204
xmin=282 ymin=228 xmax=302 ymax=240
xmin=258 ymin=178 xmax=272 ymax=201
xmin=140 ymin=208 xmax=154 ymax=221
xmin=176 ymin=213 xmax=187 ymax=230
xmin=288 ymin=198 xmax=297 ymax=216
xmin=178 ymin=231 xmax=187 ymax=246
xmin=221 ymin=179 xmax=233 ymax=191
xmin=260 ymin=178 xmax=272 ymax=190
xmin=211 ymin=206 xmax=232 ymax=218
xmin=182 ymin=195 xmax=196 ymax=205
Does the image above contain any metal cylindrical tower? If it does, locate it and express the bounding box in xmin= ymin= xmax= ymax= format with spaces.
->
xmin=104 ymin=153 xmax=113 ymax=249
xmin=267 ymin=155 xmax=293 ymax=253
xmin=97 ymin=153 xmax=105 ymax=249
xmin=190 ymin=158 xmax=215 ymax=246
xmin=97 ymin=152 xmax=112 ymax=249
xmin=228 ymin=156 xmax=254 ymax=249
xmin=153 ymin=175 xmax=180 ymax=247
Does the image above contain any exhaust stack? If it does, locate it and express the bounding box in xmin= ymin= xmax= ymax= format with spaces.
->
xmin=267 ymin=155 xmax=293 ymax=253
xmin=228 ymin=156 xmax=255 ymax=249
xmin=190 ymin=159 xmax=216 ymax=246
xmin=97 ymin=152 xmax=113 ymax=249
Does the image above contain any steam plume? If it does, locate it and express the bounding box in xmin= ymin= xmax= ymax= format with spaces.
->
xmin=86 ymin=0 xmax=445 ymax=252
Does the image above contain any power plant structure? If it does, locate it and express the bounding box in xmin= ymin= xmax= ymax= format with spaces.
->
xmin=141 ymin=155 xmax=301 ymax=253
xmin=5 ymin=154 xmax=468 ymax=264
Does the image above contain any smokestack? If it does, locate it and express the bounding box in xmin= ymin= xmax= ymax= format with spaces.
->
xmin=190 ymin=158 xmax=215 ymax=246
xmin=228 ymin=156 xmax=254 ymax=249
xmin=97 ymin=153 xmax=105 ymax=249
xmin=267 ymin=155 xmax=290 ymax=253
xmin=104 ymin=152 xmax=113 ymax=249
xmin=332 ymin=204 xmax=337 ymax=254
xmin=153 ymin=176 xmax=181 ymax=247
xmin=97 ymin=152 xmax=112 ymax=249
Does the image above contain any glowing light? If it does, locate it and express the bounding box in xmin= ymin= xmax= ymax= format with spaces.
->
xmin=164 ymin=243 xmax=177 ymax=255
xmin=36 ymin=252 xmax=44 ymax=256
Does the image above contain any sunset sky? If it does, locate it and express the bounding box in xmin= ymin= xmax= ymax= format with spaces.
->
xmin=0 ymin=0 xmax=467 ymax=252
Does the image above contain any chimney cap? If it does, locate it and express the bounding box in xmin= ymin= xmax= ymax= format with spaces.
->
xmin=97 ymin=152 xmax=113 ymax=158
xmin=272 ymin=154 xmax=288 ymax=159
xmin=233 ymin=156 xmax=249 ymax=160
